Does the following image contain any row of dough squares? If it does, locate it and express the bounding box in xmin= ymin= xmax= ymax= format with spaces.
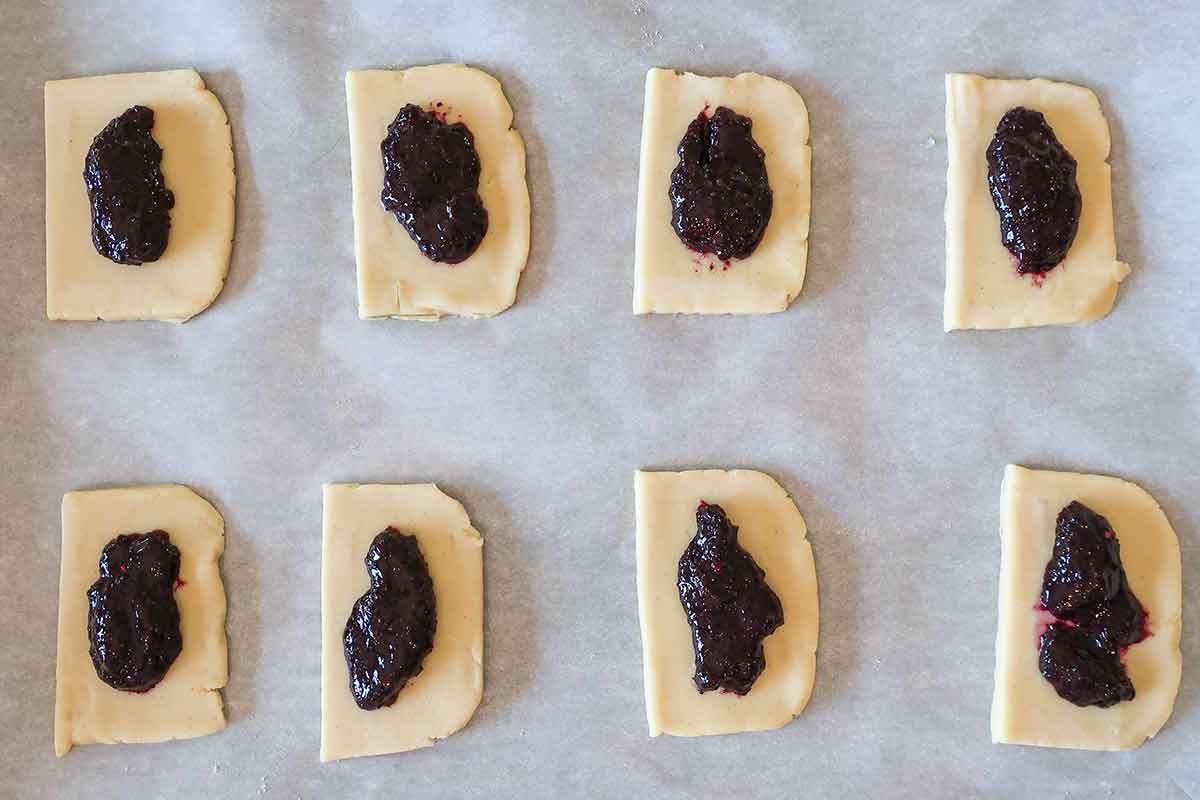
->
xmin=44 ymin=65 xmax=1128 ymax=327
xmin=54 ymin=467 xmax=1180 ymax=759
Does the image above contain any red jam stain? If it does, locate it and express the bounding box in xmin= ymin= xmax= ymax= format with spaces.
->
xmin=173 ymin=577 xmax=187 ymax=591
xmin=429 ymin=101 xmax=449 ymax=123
xmin=688 ymin=247 xmax=730 ymax=272
xmin=1103 ymin=529 xmax=1114 ymax=539
xmin=1011 ymin=254 xmax=1047 ymax=288
xmin=1032 ymin=602 xmax=1076 ymax=643
xmin=1033 ymin=602 xmax=1058 ymax=640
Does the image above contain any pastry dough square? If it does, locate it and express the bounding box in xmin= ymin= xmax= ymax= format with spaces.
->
xmin=321 ymin=483 xmax=484 ymax=761
xmin=944 ymin=73 xmax=1130 ymax=330
xmin=633 ymin=69 xmax=811 ymax=315
xmin=54 ymin=485 xmax=227 ymax=756
xmin=635 ymin=469 xmax=819 ymax=737
xmin=992 ymin=465 xmax=1182 ymax=750
xmin=346 ymin=65 xmax=530 ymax=320
xmin=44 ymin=69 xmax=235 ymax=322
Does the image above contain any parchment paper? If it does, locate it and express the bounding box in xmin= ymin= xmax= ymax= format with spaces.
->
xmin=1 ymin=1 xmax=1197 ymax=797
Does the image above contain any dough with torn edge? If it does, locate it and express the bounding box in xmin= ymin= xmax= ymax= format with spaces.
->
xmin=54 ymin=485 xmax=227 ymax=756
xmin=993 ymin=465 xmax=1182 ymax=750
xmin=635 ymin=469 xmax=819 ymax=736
xmin=45 ymin=69 xmax=235 ymax=322
xmin=321 ymin=483 xmax=484 ymax=761
xmin=347 ymin=64 xmax=530 ymax=320
xmin=633 ymin=68 xmax=811 ymax=315
xmin=944 ymin=73 xmax=1130 ymax=331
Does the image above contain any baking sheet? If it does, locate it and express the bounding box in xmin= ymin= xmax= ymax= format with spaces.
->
xmin=1 ymin=1 xmax=1198 ymax=797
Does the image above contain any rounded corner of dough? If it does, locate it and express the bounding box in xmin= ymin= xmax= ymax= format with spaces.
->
xmin=176 ymin=484 xmax=226 ymax=526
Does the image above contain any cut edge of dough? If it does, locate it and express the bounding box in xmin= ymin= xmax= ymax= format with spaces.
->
xmin=165 ymin=69 xmax=235 ymax=324
xmin=54 ymin=484 xmax=228 ymax=757
xmin=173 ymin=70 xmax=236 ymax=324
xmin=992 ymin=464 xmax=1183 ymax=750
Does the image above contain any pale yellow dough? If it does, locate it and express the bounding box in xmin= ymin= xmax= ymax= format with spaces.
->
xmin=992 ymin=465 xmax=1182 ymax=750
xmin=45 ymin=69 xmax=235 ymax=322
xmin=944 ymin=73 xmax=1129 ymax=330
xmin=54 ymin=486 xmax=227 ymax=756
xmin=346 ymin=65 xmax=530 ymax=320
xmin=633 ymin=69 xmax=812 ymax=315
xmin=321 ymin=483 xmax=483 ymax=761
xmin=635 ymin=469 xmax=819 ymax=737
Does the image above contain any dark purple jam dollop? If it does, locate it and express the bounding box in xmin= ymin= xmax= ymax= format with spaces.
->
xmin=1037 ymin=501 xmax=1147 ymax=708
xmin=343 ymin=527 xmax=437 ymax=710
xmin=986 ymin=106 xmax=1081 ymax=274
xmin=86 ymin=531 xmax=182 ymax=692
xmin=380 ymin=103 xmax=488 ymax=264
xmin=677 ymin=502 xmax=783 ymax=695
xmin=83 ymin=106 xmax=175 ymax=265
xmin=668 ymin=106 xmax=773 ymax=261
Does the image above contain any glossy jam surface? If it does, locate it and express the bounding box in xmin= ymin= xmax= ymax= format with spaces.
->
xmin=986 ymin=106 xmax=1081 ymax=274
xmin=677 ymin=502 xmax=783 ymax=695
xmin=668 ymin=106 xmax=773 ymax=261
xmin=1037 ymin=501 xmax=1147 ymax=708
xmin=380 ymin=103 xmax=488 ymax=264
xmin=343 ymin=527 xmax=437 ymax=710
xmin=83 ymin=105 xmax=175 ymax=265
xmin=86 ymin=531 xmax=182 ymax=692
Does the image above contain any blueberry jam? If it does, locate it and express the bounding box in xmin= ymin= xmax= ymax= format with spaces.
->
xmin=677 ymin=502 xmax=784 ymax=695
xmin=86 ymin=531 xmax=183 ymax=692
xmin=343 ymin=528 xmax=437 ymax=710
xmin=83 ymin=106 xmax=175 ymax=265
xmin=986 ymin=107 xmax=1081 ymax=274
xmin=669 ymin=106 xmax=773 ymax=261
xmin=380 ymin=103 xmax=488 ymax=264
xmin=1037 ymin=501 xmax=1147 ymax=708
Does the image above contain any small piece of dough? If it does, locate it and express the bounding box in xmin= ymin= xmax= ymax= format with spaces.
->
xmin=944 ymin=73 xmax=1129 ymax=330
xmin=346 ymin=64 xmax=530 ymax=320
xmin=633 ymin=69 xmax=812 ymax=315
xmin=992 ymin=465 xmax=1182 ymax=750
xmin=321 ymin=483 xmax=483 ymax=761
xmin=45 ymin=69 xmax=235 ymax=322
xmin=54 ymin=485 xmax=227 ymax=756
xmin=635 ymin=469 xmax=819 ymax=736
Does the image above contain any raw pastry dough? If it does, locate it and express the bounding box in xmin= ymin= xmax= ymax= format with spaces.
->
xmin=633 ymin=69 xmax=811 ymax=315
xmin=944 ymin=73 xmax=1129 ymax=330
xmin=45 ymin=69 xmax=235 ymax=322
xmin=992 ymin=465 xmax=1182 ymax=750
xmin=321 ymin=483 xmax=483 ymax=761
xmin=54 ymin=485 xmax=227 ymax=756
xmin=635 ymin=469 xmax=819 ymax=736
xmin=346 ymin=65 xmax=530 ymax=320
